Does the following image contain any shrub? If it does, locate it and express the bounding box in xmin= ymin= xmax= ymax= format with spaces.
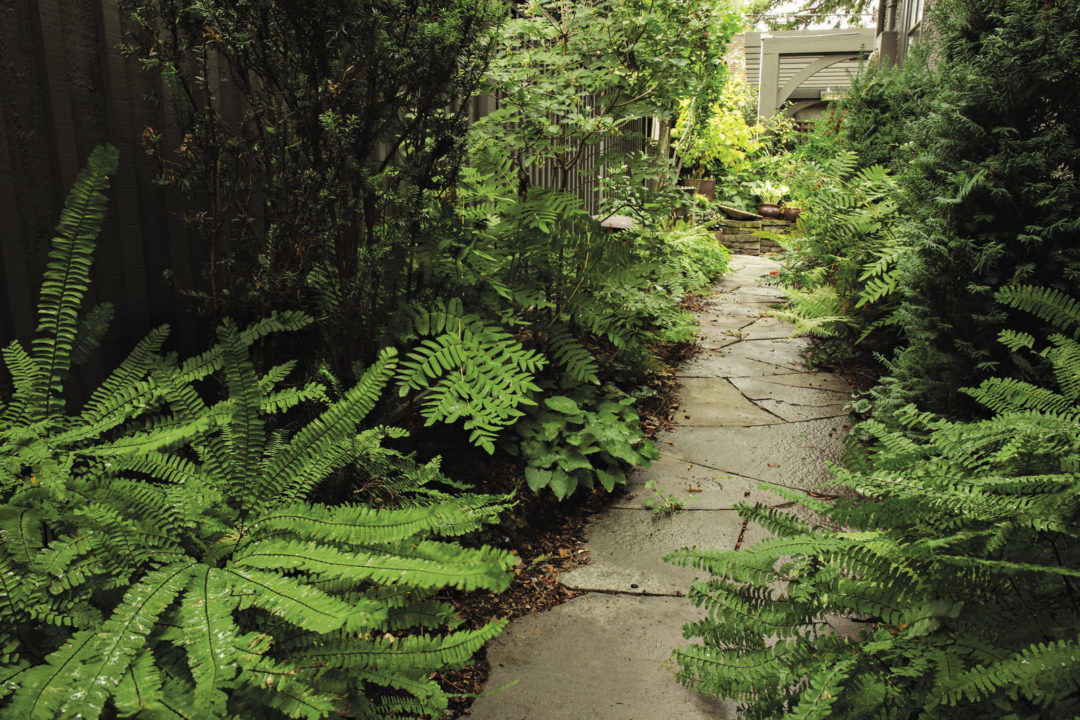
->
xmin=879 ymin=0 xmax=1080 ymax=416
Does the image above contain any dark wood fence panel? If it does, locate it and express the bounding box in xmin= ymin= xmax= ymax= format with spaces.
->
xmin=1 ymin=0 xmax=209 ymax=365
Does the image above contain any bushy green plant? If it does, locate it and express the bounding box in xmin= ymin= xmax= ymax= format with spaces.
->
xmin=393 ymin=298 xmax=546 ymax=453
xmin=508 ymin=386 xmax=659 ymax=500
xmin=119 ymin=0 xmax=503 ymax=367
xmin=667 ymin=285 xmax=1080 ymax=719
xmin=876 ymin=0 xmax=1080 ymax=417
xmin=835 ymin=57 xmax=932 ymax=172
xmin=0 ymin=146 xmax=514 ymax=719
xmin=674 ymin=75 xmax=763 ymax=180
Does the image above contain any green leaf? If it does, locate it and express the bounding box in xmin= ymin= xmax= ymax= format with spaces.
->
xmin=544 ymin=395 xmax=581 ymax=415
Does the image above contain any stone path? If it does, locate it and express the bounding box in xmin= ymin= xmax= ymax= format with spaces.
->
xmin=469 ymin=254 xmax=852 ymax=720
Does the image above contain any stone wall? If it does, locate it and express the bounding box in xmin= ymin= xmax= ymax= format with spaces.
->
xmin=714 ymin=218 xmax=790 ymax=256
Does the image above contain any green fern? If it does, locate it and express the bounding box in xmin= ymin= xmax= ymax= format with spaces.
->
xmin=668 ymin=287 xmax=1080 ymax=718
xmin=0 ymin=148 xmax=514 ymax=719
xmin=396 ymin=298 xmax=545 ymax=453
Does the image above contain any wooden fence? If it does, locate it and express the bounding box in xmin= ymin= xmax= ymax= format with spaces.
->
xmin=1 ymin=0 xmax=648 ymax=362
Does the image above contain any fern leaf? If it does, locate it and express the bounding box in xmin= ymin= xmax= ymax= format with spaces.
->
xmin=292 ymin=619 xmax=507 ymax=672
xmin=180 ymin=567 xmax=238 ymax=712
xmin=235 ymin=538 xmax=512 ymax=592
xmin=223 ymin=567 xmax=384 ymax=633
xmin=70 ymin=302 xmax=115 ymax=366
xmin=30 ymin=144 xmax=119 ymax=424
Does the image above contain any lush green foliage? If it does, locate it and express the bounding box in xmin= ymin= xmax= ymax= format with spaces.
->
xmin=674 ymin=75 xmax=763 ymax=179
xmin=121 ymin=0 xmax=738 ymax=492
xmin=668 ymin=284 xmax=1080 ymax=718
xmin=441 ymin=152 xmax=730 ymax=494
xmin=877 ymin=0 xmax=1080 ymax=416
xmin=476 ymin=0 xmax=740 ymax=198
xmin=769 ymin=149 xmax=907 ymax=362
xmin=0 ymin=147 xmax=514 ymax=719
xmin=508 ymin=387 xmax=659 ymax=500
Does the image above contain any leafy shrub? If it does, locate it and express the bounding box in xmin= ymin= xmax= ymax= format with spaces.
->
xmin=876 ymin=0 xmax=1080 ymax=416
xmin=834 ymin=57 xmax=932 ymax=173
xmin=119 ymin=0 xmax=503 ymax=367
xmin=667 ymin=285 xmax=1080 ymax=719
xmin=0 ymin=146 xmax=514 ymax=719
xmin=508 ymin=387 xmax=659 ymax=500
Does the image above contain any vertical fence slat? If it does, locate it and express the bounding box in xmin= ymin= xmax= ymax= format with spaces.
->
xmin=98 ymin=1 xmax=151 ymax=340
xmin=0 ymin=100 xmax=34 ymax=342
xmin=33 ymin=0 xmax=79 ymax=196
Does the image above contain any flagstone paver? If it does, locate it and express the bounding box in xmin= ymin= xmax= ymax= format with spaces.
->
xmin=469 ymin=254 xmax=853 ymax=720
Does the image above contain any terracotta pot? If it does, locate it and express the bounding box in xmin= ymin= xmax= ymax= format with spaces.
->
xmin=781 ymin=207 xmax=802 ymax=222
xmin=758 ymin=203 xmax=782 ymax=219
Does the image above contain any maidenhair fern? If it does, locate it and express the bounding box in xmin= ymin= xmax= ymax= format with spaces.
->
xmin=668 ymin=285 xmax=1080 ymax=718
xmin=0 ymin=147 xmax=514 ymax=719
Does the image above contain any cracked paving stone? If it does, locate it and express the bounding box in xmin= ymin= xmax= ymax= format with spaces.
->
xmin=674 ymin=377 xmax=784 ymax=426
xmin=610 ymin=453 xmax=791 ymax=510
xmin=471 ymin=594 xmax=736 ymax=720
xmin=664 ymin=419 xmax=850 ymax=492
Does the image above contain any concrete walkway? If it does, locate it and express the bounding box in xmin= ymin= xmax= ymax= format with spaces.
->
xmin=469 ymin=254 xmax=852 ymax=720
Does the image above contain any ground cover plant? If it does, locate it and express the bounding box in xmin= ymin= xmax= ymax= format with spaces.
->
xmin=0 ymin=147 xmax=516 ymax=719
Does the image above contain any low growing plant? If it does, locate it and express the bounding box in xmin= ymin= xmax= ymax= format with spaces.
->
xmin=643 ymin=480 xmax=686 ymax=516
xmin=667 ymin=284 xmax=1080 ymax=719
xmin=0 ymin=146 xmax=514 ymax=719
xmin=507 ymin=387 xmax=659 ymax=500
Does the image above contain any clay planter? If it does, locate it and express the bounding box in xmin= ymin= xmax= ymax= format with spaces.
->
xmin=781 ymin=207 xmax=802 ymax=222
xmin=758 ymin=203 xmax=782 ymax=219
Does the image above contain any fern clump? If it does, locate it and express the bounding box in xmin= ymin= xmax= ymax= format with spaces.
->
xmin=667 ymin=284 xmax=1080 ymax=718
xmin=394 ymin=298 xmax=545 ymax=453
xmin=0 ymin=147 xmax=514 ymax=719
xmin=768 ymin=148 xmax=907 ymax=363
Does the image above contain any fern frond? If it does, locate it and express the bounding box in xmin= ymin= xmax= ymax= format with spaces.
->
xmin=29 ymin=145 xmax=119 ymax=425
xmin=996 ymin=285 xmax=1080 ymax=338
xmin=258 ymin=347 xmax=397 ymax=508
xmin=179 ymin=567 xmax=237 ymax=711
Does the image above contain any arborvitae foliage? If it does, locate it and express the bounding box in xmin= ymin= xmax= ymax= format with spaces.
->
xmin=0 ymin=147 xmax=514 ymax=718
xmin=880 ymin=0 xmax=1080 ymax=416
xmin=667 ymin=286 xmax=1080 ymax=719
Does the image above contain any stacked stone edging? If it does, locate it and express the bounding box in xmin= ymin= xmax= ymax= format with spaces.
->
xmin=714 ymin=217 xmax=789 ymax=256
